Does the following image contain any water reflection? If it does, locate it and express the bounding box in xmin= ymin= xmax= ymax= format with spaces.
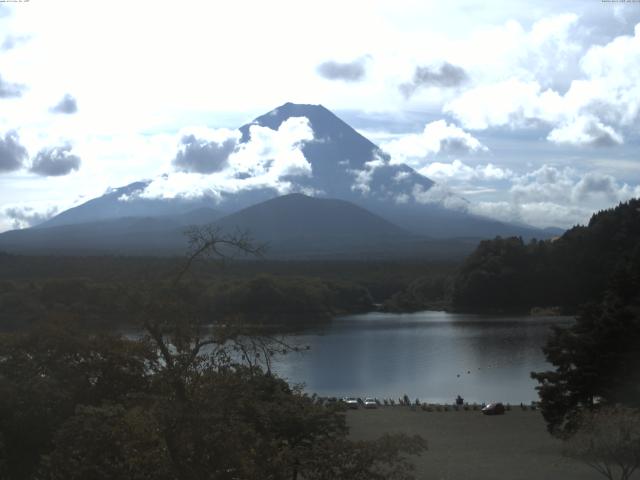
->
xmin=272 ymin=311 xmax=573 ymax=404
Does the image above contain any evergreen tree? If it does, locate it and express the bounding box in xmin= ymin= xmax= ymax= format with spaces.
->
xmin=531 ymin=252 xmax=640 ymax=436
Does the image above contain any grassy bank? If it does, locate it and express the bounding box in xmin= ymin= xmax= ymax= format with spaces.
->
xmin=347 ymin=406 xmax=615 ymax=480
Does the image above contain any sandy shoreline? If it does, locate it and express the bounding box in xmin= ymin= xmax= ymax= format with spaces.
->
xmin=347 ymin=406 xmax=627 ymax=480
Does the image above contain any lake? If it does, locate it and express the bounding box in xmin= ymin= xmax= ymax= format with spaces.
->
xmin=271 ymin=311 xmax=573 ymax=404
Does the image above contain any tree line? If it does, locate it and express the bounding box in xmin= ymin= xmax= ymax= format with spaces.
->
xmin=523 ymin=200 xmax=640 ymax=479
xmin=0 ymin=275 xmax=374 ymax=332
xmin=0 ymin=228 xmax=426 ymax=480
xmin=451 ymin=199 xmax=640 ymax=313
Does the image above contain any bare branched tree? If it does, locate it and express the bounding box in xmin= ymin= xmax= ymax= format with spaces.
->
xmin=563 ymin=406 xmax=640 ymax=480
xmin=174 ymin=225 xmax=266 ymax=287
xmin=138 ymin=225 xmax=299 ymax=396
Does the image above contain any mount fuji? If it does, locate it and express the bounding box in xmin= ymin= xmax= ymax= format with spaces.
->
xmin=0 ymin=103 xmax=559 ymax=258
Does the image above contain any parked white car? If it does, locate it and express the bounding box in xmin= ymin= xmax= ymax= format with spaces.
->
xmin=343 ymin=397 xmax=359 ymax=409
xmin=364 ymin=398 xmax=378 ymax=409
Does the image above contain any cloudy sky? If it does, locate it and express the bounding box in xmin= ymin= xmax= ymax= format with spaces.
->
xmin=1 ymin=0 xmax=639 ymax=231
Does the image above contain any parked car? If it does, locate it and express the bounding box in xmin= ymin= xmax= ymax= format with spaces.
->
xmin=343 ymin=397 xmax=359 ymax=409
xmin=364 ymin=398 xmax=378 ymax=409
xmin=481 ymin=402 xmax=505 ymax=415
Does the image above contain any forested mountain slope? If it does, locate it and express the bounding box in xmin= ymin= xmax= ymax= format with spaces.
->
xmin=451 ymin=198 xmax=640 ymax=312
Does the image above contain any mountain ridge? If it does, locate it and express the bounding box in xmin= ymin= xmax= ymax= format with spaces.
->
xmin=0 ymin=193 xmax=478 ymax=259
xmin=7 ymin=102 xmax=562 ymax=252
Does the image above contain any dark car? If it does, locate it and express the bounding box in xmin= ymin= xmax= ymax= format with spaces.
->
xmin=481 ymin=402 xmax=505 ymax=415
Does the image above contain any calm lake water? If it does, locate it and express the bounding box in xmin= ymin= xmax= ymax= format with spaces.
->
xmin=271 ymin=311 xmax=573 ymax=404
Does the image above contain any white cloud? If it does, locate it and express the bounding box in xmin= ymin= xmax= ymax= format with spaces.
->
xmin=468 ymin=200 xmax=522 ymax=224
xmin=445 ymin=20 xmax=640 ymax=150
xmin=470 ymin=200 xmax=590 ymax=230
xmin=399 ymin=160 xmax=635 ymax=230
xmin=444 ymin=78 xmax=564 ymax=129
xmin=30 ymin=144 xmax=81 ymax=177
xmin=469 ymin=165 xmax=640 ymax=228
xmin=392 ymin=171 xmax=411 ymax=183
xmin=395 ymin=193 xmax=409 ymax=204
xmin=577 ymin=23 xmax=640 ymax=126
xmin=139 ymin=117 xmax=314 ymax=200
xmin=458 ymin=187 xmax=497 ymax=195
xmin=2 ymin=203 xmax=58 ymax=229
xmin=412 ymin=183 xmax=469 ymax=211
xmin=317 ymin=57 xmax=369 ymax=82
xmin=510 ymin=165 xmax=576 ymax=204
xmin=547 ymin=115 xmax=623 ymax=147
xmin=382 ymin=120 xmax=486 ymax=167
xmin=508 ymin=165 xmax=640 ymax=206
xmin=172 ymin=128 xmax=240 ymax=174
xmin=399 ymin=62 xmax=468 ymax=98
xmin=524 ymin=13 xmax=583 ymax=84
xmin=231 ymin=117 xmax=314 ymax=179
xmin=349 ymin=155 xmax=386 ymax=195
xmin=460 ymin=14 xmax=581 ymax=85
xmin=572 ymin=171 xmax=640 ymax=202
xmin=420 ymin=159 xmax=512 ymax=183
xmin=0 ymin=130 xmax=28 ymax=172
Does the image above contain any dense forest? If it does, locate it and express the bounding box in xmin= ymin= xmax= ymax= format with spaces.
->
xmin=382 ymin=199 xmax=640 ymax=315
xmin=0 ymin=275 xmax=374 ymax=332
xmin=381 ymin=274 xmax=452 ymax=312
xmin=0 ymin=254 xmax=457 ymax=332
xmin=451 ymin=199 xmax=640 ymax=313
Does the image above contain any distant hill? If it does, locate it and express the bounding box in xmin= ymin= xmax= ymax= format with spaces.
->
xmin=216 ymin=193 xmax=408 ymax=243
xmin=213 ymin=193 xmax=466 ymax=259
